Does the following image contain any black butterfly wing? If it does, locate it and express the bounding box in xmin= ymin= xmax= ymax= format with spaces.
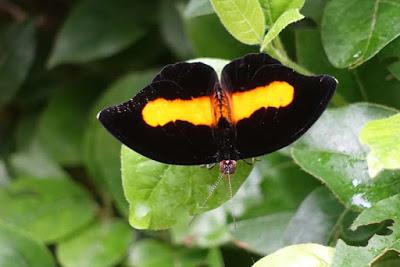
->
xmin=221 ymin=53 xmax=337 ymax=159
xmin=98 ymin=62 xmax=219 ymax=165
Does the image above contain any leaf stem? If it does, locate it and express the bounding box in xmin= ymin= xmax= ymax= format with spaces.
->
xmin=262 ymin=43 xmax=312 ymax=75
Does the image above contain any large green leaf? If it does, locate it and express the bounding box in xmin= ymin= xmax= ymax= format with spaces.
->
xmin=184 ymin=14 xmax=256 ymax=58
xmin=252 ymin=243 xmax=334 ymax=267
xmin=333 ymin=194 xmax=400 ymax=267
xmin=210 ymin=0 xmax=265 ymax=45
xmin=0 ymin=21 xmax=35 ymax=107
xmin=321 ymin=0 xmax=400 ymax=68
xmin=126 ymin=239 xmax=223 ymax=267
xmin=171 ymin=153 xmax=318 ymax=248
xmin=0 ymin=161 xmax=9 ymax=186
xmin=37 ymin=84 xmax=98 ymax=166
xmin=84 ymin=71 xmax=157 ymax=216
xmin=301 ymin=0 xmax=327 ymax=24
xmin=171 ymin=156 xmax=271 ymax=248
xmin=57 ymin=219 xmax=132 ymax=267
xmin=259 ymin=0 xmax=305 ymax=26
xmin=0 ymin=223 xmax=55 ymax=267
xmin=260 ymin=8 xmax=304 ymax=50
xmin=360 ymin=113 xmax=400 ymax=177
xmin=284 ymin=187 xmax=383 ymax=247
xmin=121 ymin=146 xmax=252 ymax=230
xmin=48 ymin=0 xmax=151 ymax=67
xmin=0 ymin=178 xmax=97 ymax=243
xmin=284 ymin=187 xmax=345 ymax=245
xmin=160 ymin=0 xmax=193 ymax=59
xmin=292 ymin=103 xmax=400 ymax=210
xmin=172 ymin=206 xmax=232 ymax=248
xmin=231 ymin=212 xmax=294 ymax=255
xmin=9 ymin=141 xmax=69 ymax=179
xmin=242 ymin=153 xmax=319 ymax=219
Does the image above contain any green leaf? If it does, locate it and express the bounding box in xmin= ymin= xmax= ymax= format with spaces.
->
xmin=160 ymin=0 xmax=193 ymax=59
xmin=372 ymin=251 xmax=400 ymax=267
xmin=37 ymin=85 xmax=98 ymax=166
xmin=285 ymin=187 xmax=381 ymax=246
xmin=48 ymin=0 xmax=149 ymax=67
xmin=0 ymin=21 xmax=35 ymax=107
xmin=171 ymin=207 xmax=231 ymax=248
xmin=333 ymin=194 xmax=400 ymax=267
xmin=360 ymin=113 xmax=400 ymax=177
xmin=284 ymin=187 xmax=345 ymax=245
xmin=295 ymin=29 xmax=363 ymax=102
xmin=57 ymin=219 xmax=133 ymax=267
xmin=210 ymin=0 xmax=265 ymax=45
xmin=126 ymin=239 xmax=221 ymax=267
xmin=261 ymin=8 xmax=304 ymax=51
xmin=259 ymin=0 xmax=305 ymax=26
xmin=121 ymin=146 xmax=252 ymax=230
xmin=292 ymin=103 xmax=400 ymax=210
xmin=0 ymin=178 xmax=97 ymax=243
xmin=184 ymin=14 xmax=257 ymax=58
xmin=231 ymin=212 xmax=294 ymax=255
xmin=172 ymin=153 xmax=318 ymax=248
xmin=0 ymin=223 xmax=55 ymax=267
xmin=252 ymin=243 xmax=334 ymax=267
xmin=207 ymin=248 xmax=224 ymax=267
xmin=321 ymin=0 xmax=400 ymax=68
xmin=242 ymin=153 xmax=319 ymax=219
xmin=171 ymin=155 xmax=268 ymax=248
xmin=9 ymin=141 xmax=69 ymax=179
xmin=84 ymin=71 xmax=157 ymax=216
xmin=127 ymin=240 xmax=173 ymax=267
xmin=171 ymin=166 xmax=265 ymax=248
xmin=301 ymin=0 xmax=327 ymax=24
xmin=0 ymin=160 xmax=10 ymax=186
xmin=184 ymin=0 xmax=214 ymax=18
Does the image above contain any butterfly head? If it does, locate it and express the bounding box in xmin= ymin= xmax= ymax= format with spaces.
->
xmin=219 ymin=160 xmax=237 ymax=175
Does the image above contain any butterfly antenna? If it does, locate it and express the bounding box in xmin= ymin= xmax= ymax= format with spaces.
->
xmin=200 ymin=172 xmax=224 ymax=209
xmin=227 ymin=174 xmax=237 ymax=230
xmin=189 ymin=173 xmax=225 ymax=226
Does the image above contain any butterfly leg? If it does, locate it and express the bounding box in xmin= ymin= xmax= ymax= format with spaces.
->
xmin=242 ymin=158 xmax=259 ymax=165
xmin=200 ymin=163 xmax=217 ymax=169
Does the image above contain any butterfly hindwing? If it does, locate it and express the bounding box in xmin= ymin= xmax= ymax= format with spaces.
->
xmin=98 ymin=62 xmax=219 ymax=165
xmin=221 ymin=53 xmax=337 ymax=159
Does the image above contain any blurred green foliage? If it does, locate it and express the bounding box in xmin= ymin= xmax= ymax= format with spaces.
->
xmin=0 ymin=0 xmax=400 ymax=266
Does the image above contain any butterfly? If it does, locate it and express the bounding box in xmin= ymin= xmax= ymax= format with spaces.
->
xmin=98 ymin=53 xmax=337 ymax=176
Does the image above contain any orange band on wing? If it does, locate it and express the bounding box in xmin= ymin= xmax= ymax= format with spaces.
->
xmin=142 ymin=97 xmax=213 ymax=127
xmin=231 ymin=81 xmax=294 ymax=123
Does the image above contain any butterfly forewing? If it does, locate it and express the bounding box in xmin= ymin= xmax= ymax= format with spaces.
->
xmin=221 ymin=53 xmax=337 ymax=159
xmin=98 ymin=62 xmax=219 ymax=165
